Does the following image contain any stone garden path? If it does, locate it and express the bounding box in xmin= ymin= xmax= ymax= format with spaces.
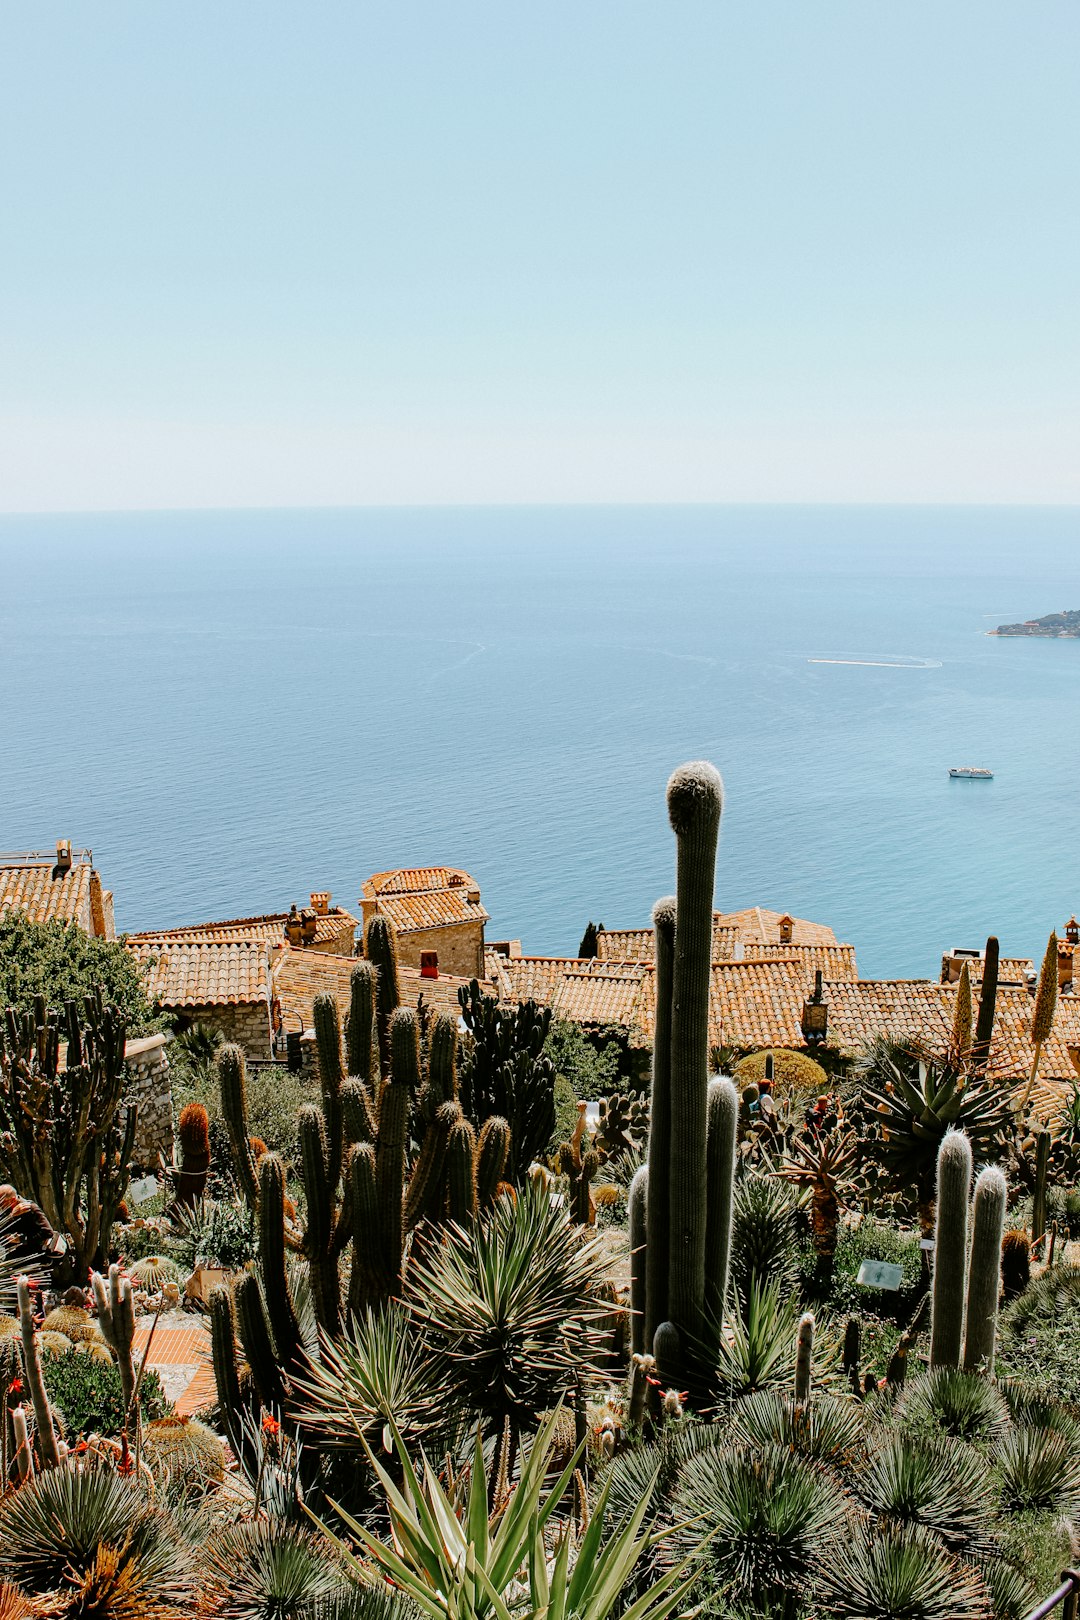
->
xmin=133 ymin=1318 xmax=217 ymax=1417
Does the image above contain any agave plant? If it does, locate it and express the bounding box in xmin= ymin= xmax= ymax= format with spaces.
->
xmin=728 ymin=1176 xmax=799 ymax=1305
xmin=730 ymin=1387 xmax=864 ymax=1467
xmin=404 ymin=1181 xmax=610 ymax=1451
xmin=854 ymin=1038 xmax=1013 ymax=1238
xmin=666 ymin=1440 xmax=846 ymax=1615
xmin=314 ymin=1408 xmax=697 ymax=1620
xmin=814 ymin=1520 xmax=986 ymax=1620
xmin=776 ymin=1122 xmax=859 ymax=1290
xmin=713 ymin=1277 xmax=824 ymax=1401
xmin=293 ymin=1303 xmax=445 ymax=1459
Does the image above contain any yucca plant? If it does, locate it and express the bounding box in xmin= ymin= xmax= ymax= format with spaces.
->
xmin=197 ymin=1521 xmax=365 ymax=1619
xmin=713 ymin=1277 xmax=829 ymax=1401
xmin=855 ymin=1038 xmax=1013 ymax=1239
xmin=666 ymin=1440 xmax=845 ymax=1617
xmin=728 ymin=1176 xmax=799 ymax=1305
xmin=730 ymin=1387 xmax=864 ymax=1467
xmin=404 ymin=1181 xmax=610 ymax=1453
xmin=0 ymin=1459 xmax=191 ymax=1607
xmin=999 ymin=1380 xmax=1080 ymax=1443
xmin=813 ymin=1520 xmax=986 ymax=1620
xmin=898 ymin=1367 xmax=1010 ymax=1445
xmin=853 ymin=1434 xmax=994 ymax=1553
xmin=994 ymin=1426 xmax=1080 ymax=1516
xmin=777 ymin=1123 xmax=858 ymax=1290
xmin=314 ymin=1408 xmax=697 ymax=1620
xmin=292 ymin=1303 xmax=445 ymax=1459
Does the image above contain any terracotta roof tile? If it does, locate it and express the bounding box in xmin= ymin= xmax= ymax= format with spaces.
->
xmin=128 ymin=939 xmax=270 ymax=1008
xmin=0 ymin=860 xmax=94 ymax=929
xmin=596 ymin=915 xmax=740 ymax=964
xmin=373 ymin=888 xmax=488 ymax=933
xmin=272 ymin=946 xmax=483 ymax=1033
xmin=364 ymin=866 xmax=475 ymax=897
xmin=485 ymin=954 xmax=582 ymax=1007
xmin=715 ymin=907 xmax=839 ymax=947
xmin=127 ymin=908 xmax=358 ymax=950
xmin=743 ymin=943 xmax=858 ymax=981
xmin=550 ymin=965 xmax=651 ymax=1033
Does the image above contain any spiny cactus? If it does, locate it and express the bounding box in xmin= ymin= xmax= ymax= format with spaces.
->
xmin=843 ymin=1317 xmax=862 ymax=1397
xmin=17 ymin=1278 xmax=60 ymax=1469
xmin=596 ymin=1091 xmax=649 ymax=1158
xmin=365 ymin=915 xmax=401 ymax=1074
xmin=704 ymin=1078 xmax=738 ymax=1334
xmin=972 ymin=935 xmax=999 ymax=1072
xmin=929 ymin=1131 xmax=972 ymax=1369
xmin=1020 ymin=931 xmax=1058 ymax=1112
xmin=1001 ymin=1228 xmax=1031 ymax=1299
xmin=0 ymin=988 xmax=135 ymax=1281
xmin=949 ymin=961 xmax=973 ymax=1066
xmin=91 ymin=1263 xmax=137 ymax=1416
xmin=219 ymin=1043 xmax=260 ymax=1215
xmin=141 ymin=1414 xmax=225 ymax=1490
xmin=557 ymin=1103 xmax=600 ymax=1226
xmin=962 ymin=1165 xmax=1007 ymax=1373
xmin=628 ymin=1165 xmax=648 ymax=1356
xmin=645 ymin=896 xmax=676 ymax=1350
xmin=175 ymin=1101 xmax=211 ymax=1206
xmin=457 ymin=983 xmax=555 ymax=1180
xmin=1031 ymin=1129 xmax=1050 ymax=1249
xmin=794 ymin=1312 xmax=814 ymax=1406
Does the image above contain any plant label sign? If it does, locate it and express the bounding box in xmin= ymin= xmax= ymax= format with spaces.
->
xmin=856 ymin=1259 xmax=904 ymax=1291
xmin=128 ymin=1174 xmax=160 ymax=1207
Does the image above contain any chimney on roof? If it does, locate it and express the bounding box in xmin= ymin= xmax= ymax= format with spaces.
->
xmin=55 ymin=839 xmax=72 ymax=875
xmin=300 ymin=909 xmax=317 ymax=944
xmin=801 ymin=969 xmax=828 ymax=1046
xmin=1067 ymin=917 xmax=1079 ymax=946
xmin=466 ymin=886 xmax=481 ymax=906
xmin=420 ymin=950 xmax=439 ymax=979
xmin=285 ymin=904 xmax=303 ymax=947
xmin=778 ymin=914 xmax=794 ymax=944
xmin=310 ymin=892 xmax=330 ymax=916
xmin=448 ymin=872 xmax=465 ymax=887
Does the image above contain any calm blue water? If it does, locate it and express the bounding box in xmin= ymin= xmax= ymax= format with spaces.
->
xmin=1 ymin=506 xmax=1078 ymax=978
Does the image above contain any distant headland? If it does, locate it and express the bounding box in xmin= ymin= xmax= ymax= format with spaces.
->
xmin=991 ymin=609 xmax=1080 ymax=637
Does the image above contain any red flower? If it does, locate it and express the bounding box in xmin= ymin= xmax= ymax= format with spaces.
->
xmin=262 ymin=1414 xmax=281 ymax=1438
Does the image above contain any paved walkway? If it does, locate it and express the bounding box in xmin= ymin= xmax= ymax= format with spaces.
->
xmin=132 ymin=1320 xmax=217 ymax=1417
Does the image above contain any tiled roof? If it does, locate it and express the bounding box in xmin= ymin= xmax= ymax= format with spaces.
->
xmin=373 ymin=888 xmax=489 ymax=934
xmin=485 ymin=953 xmax=582 ymax=1007
xmin=0 ymin=860 xmax=94 ymax=929
xmin=364 ymin=867 xmax=474 ymax=897
xmin=706 ymin=960 xmax=808 ymax=1051
xmin=716 ymin=908 xmax=839 ymax=947
xmin=596 ymin=915 xmax=740 ymax=964
xmin=551 ymin=965 xmax=652 ymax=1032
xmin=127 ymin=907 xmax=358 ymax=950
xmin=743 ymin=943 xmax=859 ymax=981
xmin=272 ymin=946 xmax=483 ymax=1033
xmin=129 ymin=938 xmax=270 ymax=1008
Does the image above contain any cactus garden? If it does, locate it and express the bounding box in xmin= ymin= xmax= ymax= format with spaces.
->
xmin=0 ymin=765 xmax=1079 ymax=1618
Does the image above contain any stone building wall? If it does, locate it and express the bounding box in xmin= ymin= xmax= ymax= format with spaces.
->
xmin=394 ymin=921 xmax=484 ymax=980
xmin=123 ymin=1034 xmax=174 ymax=1170
xmin=184 ymin=1000 xmax=273 ymax=1059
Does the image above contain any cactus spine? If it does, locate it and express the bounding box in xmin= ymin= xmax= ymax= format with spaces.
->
xmin=645 ymin=896 xmax=676 ymax=1348
xmin=476 ymin=1115 xmax=511 ymax=1207
xmin=175 ymin=1102 xmax=211 ymax=1206
xmin=929 ymin=1130 xmax=972 ymax=1369
xmin=365 ymin=915 xmax=401 ymax=1074
xmin=666 ymin=762 xmax=723 ymax=1348
xmin=794 ymin=1312 xmax=814 ymax=1407
xmin=949 ymin=962 xmax=972 ymax=1066
xmin=962 ymin=1165 xmax=1007 ymax=1373
xmin=628 ymin=1165 xmax=648 ymax=1356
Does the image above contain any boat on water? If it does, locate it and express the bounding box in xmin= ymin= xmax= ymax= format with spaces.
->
xmin=949 ymin=766 xmax=994 ymax=779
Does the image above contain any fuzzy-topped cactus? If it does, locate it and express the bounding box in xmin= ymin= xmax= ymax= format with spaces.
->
xmin=929 ymin=1130 xmax=1007 ymax=1377
xmin=638 ymin=763 xmax=735 ymax=1388
xmin=92 ymin=1263 xmax=137 ymax=1415
xmin=17 ymin=1277 xmax=60 ymax=1469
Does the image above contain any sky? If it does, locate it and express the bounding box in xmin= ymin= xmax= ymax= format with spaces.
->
xmin=1 ymin=3 xmax=1078 ymax=511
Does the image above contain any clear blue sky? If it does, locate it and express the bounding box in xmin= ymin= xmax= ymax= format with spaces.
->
xmin=1 ymin=3 xmax=1077 ymax=509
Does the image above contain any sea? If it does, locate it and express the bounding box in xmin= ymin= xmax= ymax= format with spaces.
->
xmin=1 ymin=505 xmax=1078 ymax=980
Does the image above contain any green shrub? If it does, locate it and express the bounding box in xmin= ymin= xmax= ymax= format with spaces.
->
xmin=734 ymin=1048 xmax=829 ymax=1100
xmin=170 ymin=1198 xmax=257 ymax=1271
xmin=0 ymin=913 xmax=155 ymax=1030
xmin=43 ymin=1347 xmax=169 ymax=1439
xmin=802 ymin=1218 xmax=924 ymax=1320
xmin=551 ymin=1070 xmax=581 ymax=1150
xmin=544 ymin=1020 xmax=625 ymax=1103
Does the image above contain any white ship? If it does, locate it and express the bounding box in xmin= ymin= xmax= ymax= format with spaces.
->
xmin=949 ymin=766 xmax=993 ymax=779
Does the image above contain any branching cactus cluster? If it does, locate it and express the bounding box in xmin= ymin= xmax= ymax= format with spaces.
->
xmin=929 ymin=1129 xmax=1008 ymax=1374
xmin=629 ymin=762 xmax=739 ymax=1387
xmin=212 ymin=927 xmax=513 ymax=1447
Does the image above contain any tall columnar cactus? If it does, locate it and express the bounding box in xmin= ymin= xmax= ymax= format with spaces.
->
xmin=219 ymin=1043 xmax=260 ymax=1215
xmin=645 ymin=897 xmax=676 ymax=1349
xmin=345 ymin=961 xmax=377 ymax=1085
xmin=842 ymin=1317 xmax=862 ymax=1397
xmin=962 ymin=1165 xmax=1007 ymax=1373
xmin=628 ymin=1166 xmax=648 ymax=1357
xmin=665 ymin=762 xmax=723 ymax=1349
xmin=972 ymin=936 xmax=999 ymax=1072
xmin=92 ymin=1262 xmax=137 ymax=1416
xmin=929 ymin=1130 xmax=973 ymax=1368
xmin=557 ymin=1102 xmax=600 ymax=1226
xmin=794 ymin=1312 xmax=814 ymax=1407
xmin=1031 ymin=1129 xmax=1050 ymax=1249
xmin=703 ymin=1078 xmax=738 ymax=1336
xmin=1021 ymin=932 xmax=1059 ymax=1112
xmin=457 ymin=983 xmax=556 ymax=1181
xmin=17 ymin=1278 xmax=60 ymax=1469
xmin=365 ymin=915 xmax=401 ymax=1074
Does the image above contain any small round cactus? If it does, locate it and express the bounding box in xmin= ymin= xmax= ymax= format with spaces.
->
xmin=141 ymin=1414 xmax=226 ymax=1490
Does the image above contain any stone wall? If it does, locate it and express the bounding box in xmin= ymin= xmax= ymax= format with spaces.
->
xmin=395 ymin=921 xmax=484 ymax=980
xmin=186 ymin=1000 xmax=273 ymax=1059
xmin=124 ymin=1034 xmax=173 ymax=1170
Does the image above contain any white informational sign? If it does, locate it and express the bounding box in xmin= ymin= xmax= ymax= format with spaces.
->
xmin=128 ymin=1175 xmax=160 ymax=1207
xmin=856 ymin=1259 xmax=904 ymax=1291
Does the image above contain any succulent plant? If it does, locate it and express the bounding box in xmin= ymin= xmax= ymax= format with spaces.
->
xmin=141 ymin=1414 xmax=226 ymax=1490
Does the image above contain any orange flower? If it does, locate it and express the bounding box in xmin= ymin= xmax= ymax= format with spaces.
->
xmin=262 ymin=1413 xmax=281 ymax=1438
